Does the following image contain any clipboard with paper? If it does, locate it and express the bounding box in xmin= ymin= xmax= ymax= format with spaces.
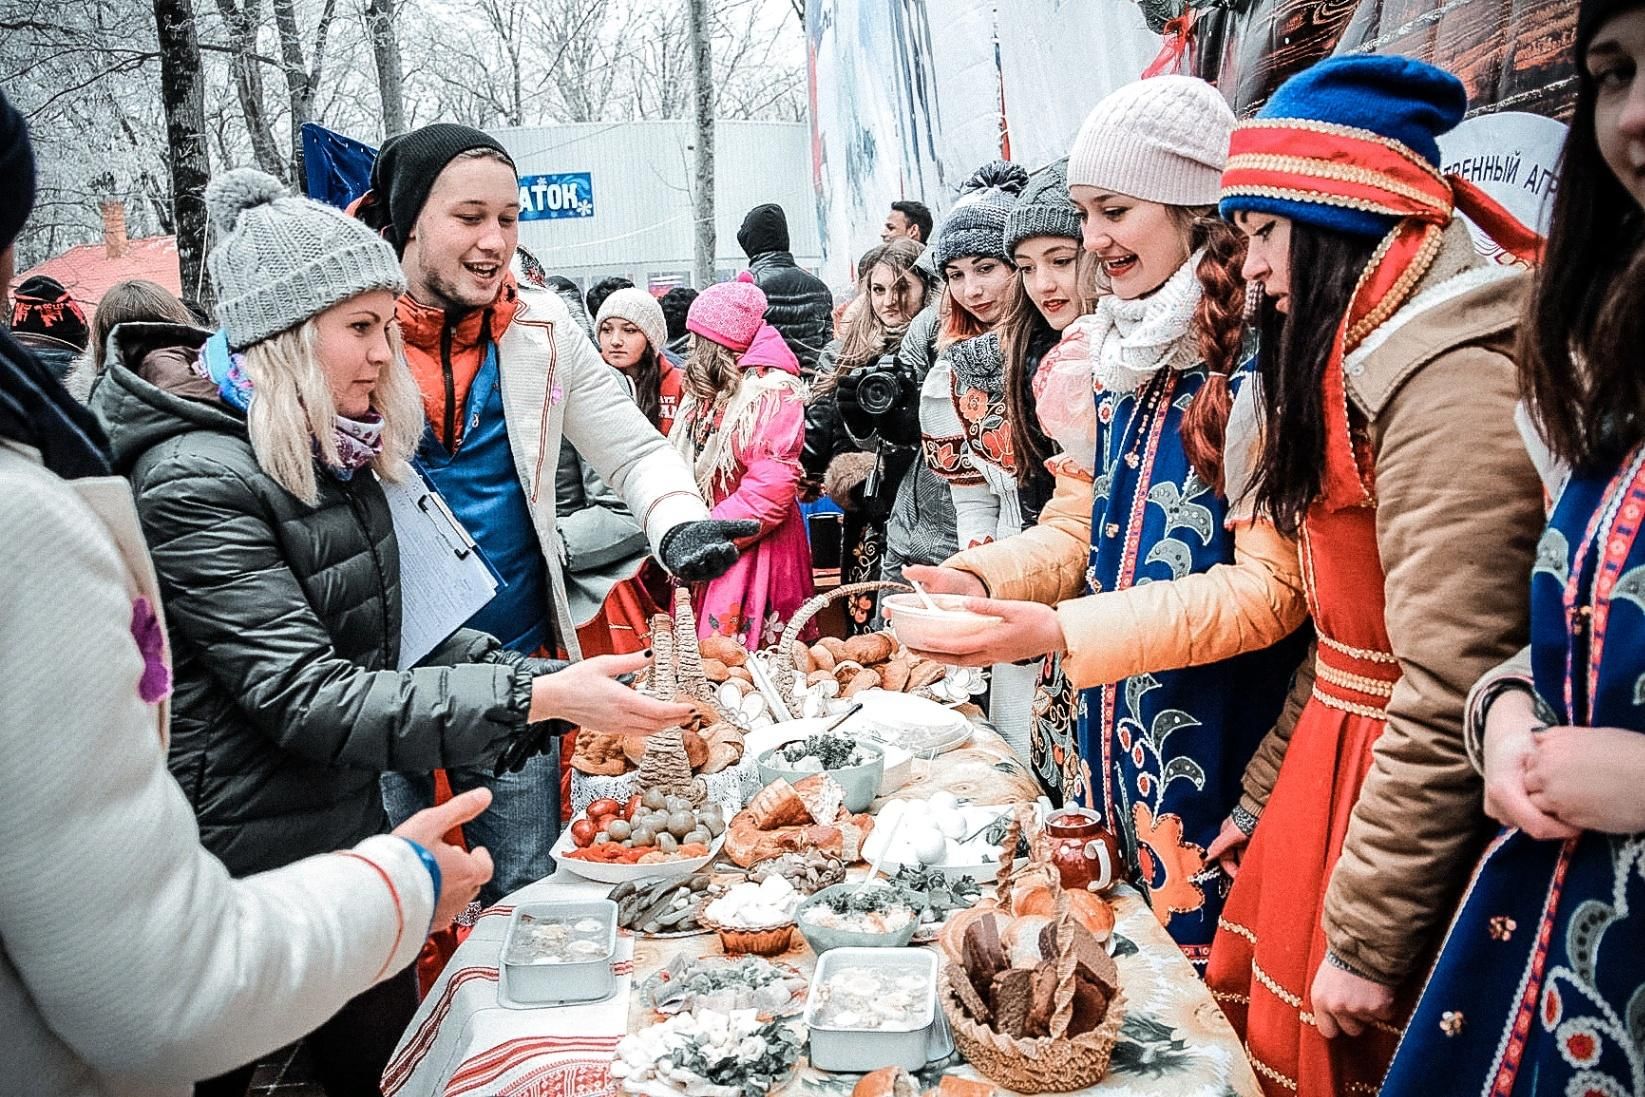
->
xmin=381 ymin=467 xmax=500 ymax=669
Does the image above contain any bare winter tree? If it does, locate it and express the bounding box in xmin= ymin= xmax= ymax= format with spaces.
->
xmin=0 ymin=0 xmax=803 ymax=281
xmin=152 ymin=0 xmax=212 ymax=304
xmin=688 ymin=0 xmax=714 ymax=288
xmin=363 ymin=0 xmax=406 ymax=137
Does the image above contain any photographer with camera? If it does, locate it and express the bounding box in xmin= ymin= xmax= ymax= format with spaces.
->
xmin=803 ymin=239 xmax=938 ymax=632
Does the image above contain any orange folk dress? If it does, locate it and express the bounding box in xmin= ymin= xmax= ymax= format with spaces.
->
xmin=1206 ymin=505 xmax=1404 ymax=1097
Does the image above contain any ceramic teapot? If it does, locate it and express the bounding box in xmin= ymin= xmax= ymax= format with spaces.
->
xmin=1042 ymin=807 xmax=1124 ymax=892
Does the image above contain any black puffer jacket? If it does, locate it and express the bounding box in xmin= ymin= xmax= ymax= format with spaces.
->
xmin=737 ymin=204 xmax=833 ymax=374
xmin=91 ymin=322 xmax=540 ymax=877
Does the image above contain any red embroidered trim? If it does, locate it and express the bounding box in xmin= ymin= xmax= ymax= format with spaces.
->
xmin=638 ymin=490 xmax=701 ymax=531
xmin=1489 ymin=845 xmax=1574 ymax=1097
xmin=337 ymin=851 xmax=405 ymax=984
xmin=381 ymin=964 xmax=502 ymax=1094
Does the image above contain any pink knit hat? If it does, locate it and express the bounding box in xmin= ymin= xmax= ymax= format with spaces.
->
xmin=686 ymin=271 xmax=768 ymax=352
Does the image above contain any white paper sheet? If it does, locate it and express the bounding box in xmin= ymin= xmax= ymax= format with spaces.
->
xmin=380 ymin=472 xmax=499 ymax=669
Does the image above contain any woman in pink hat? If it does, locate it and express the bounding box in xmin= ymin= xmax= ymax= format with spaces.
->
xmin=672 ymin=274 xmax=816 ymax=647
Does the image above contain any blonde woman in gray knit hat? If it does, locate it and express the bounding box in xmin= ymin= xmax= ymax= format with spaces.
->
xmin=89 ymin=168 xmax=695 ymax=1097
xmin=900 ymin=77 xmax=1312 ymax=972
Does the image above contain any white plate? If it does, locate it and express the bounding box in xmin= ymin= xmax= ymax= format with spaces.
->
xmin=554 ymin=820 xmax=725 ymax=885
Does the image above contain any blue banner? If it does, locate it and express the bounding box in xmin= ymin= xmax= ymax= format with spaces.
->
xmin=518 ymin=172 xmax=594 ymax=221
xmin=300 ymin=123 xmax=377 ymax=209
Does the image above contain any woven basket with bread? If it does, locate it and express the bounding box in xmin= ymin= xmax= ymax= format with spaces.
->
xmin=935 ymin=806 xmax=1124 ymax=1093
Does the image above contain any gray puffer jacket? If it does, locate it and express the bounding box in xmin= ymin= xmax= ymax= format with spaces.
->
xmin=91 ymin=322 xmax=543 ymax=878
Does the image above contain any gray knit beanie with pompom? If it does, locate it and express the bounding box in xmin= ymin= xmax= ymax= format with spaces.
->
xmin=206 ymin=168 xmax=407 ymax=350
xmin=932 ymin=160 xmax=1030 ymax=271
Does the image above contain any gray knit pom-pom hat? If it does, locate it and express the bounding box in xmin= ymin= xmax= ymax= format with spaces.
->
xmin=1003 ymin=159 xmax=1082 ymax=257
xmin=932 ymin=160 xmax=1029 ymax=271
xmin=206 ymin=168 xmax=407 ymax=350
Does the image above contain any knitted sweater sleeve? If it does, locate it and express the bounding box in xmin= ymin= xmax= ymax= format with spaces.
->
xmin=555 ymin=312 xmax=710 ymax=551
xmin=0 ymin=456 xmax=431 ymax=1083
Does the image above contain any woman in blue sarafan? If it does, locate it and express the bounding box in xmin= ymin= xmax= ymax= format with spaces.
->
xmin=902 ymin=76 xmax=1311 ymax=972
xmin=1381 ymin=2 xmax=1645 ymax=1091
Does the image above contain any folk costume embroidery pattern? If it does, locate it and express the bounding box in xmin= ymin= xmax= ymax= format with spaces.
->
xmin=1075 ymin=360 xmax=1300 ymax=970
xmin=1382 ymin=446 xmax=1645 ymax=1097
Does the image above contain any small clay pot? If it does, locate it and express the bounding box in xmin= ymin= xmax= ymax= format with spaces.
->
xmin=1042 ymin=808 xmax=1123 ymax=893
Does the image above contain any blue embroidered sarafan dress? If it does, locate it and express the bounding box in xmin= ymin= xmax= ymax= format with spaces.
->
xmin=1072 ymin=360 xmax=1304 ymax=971
xmin=1382 ymin=447 xmax=1645 ymax=1097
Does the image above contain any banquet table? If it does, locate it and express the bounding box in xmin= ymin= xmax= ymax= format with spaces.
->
xmin=382 ymin=724 xmax=1261 ymax=1097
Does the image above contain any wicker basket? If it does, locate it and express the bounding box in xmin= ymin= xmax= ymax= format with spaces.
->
xmin=939 ymin=966 xmax=1126 ymax=1094
xmin=765 ymin=579 xmax=913 ymax=699
xmin=695 ymin=903 xmax=796 ymax=956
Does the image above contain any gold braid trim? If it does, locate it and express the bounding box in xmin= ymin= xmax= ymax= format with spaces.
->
xmin=1231 ymin=117 xmax=1447 ymax=179
xmin=1314 ymin=661 xmax=1398 ymax=698
xmin=1218 ymin=916 xmax=1258 ymax=944
xmin=1220 ymin=183 xmax=1413 ymax=219
xmin=1247 ymin=1047 xmax=1300 ymax=1093
xmin=1318 ymin=635 xmax=1399 ymax=664
xmin=1225 ymin=152 xmax=1447 ymax=211
xmin=1312 ymin=685 xmax=1390 ymax=720
xmin=1346 ymin=225 xmax=1445 ymax=348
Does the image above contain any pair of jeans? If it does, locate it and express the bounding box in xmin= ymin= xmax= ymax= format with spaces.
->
xmin=380 ymin=742 xmax=560 ymax=908
xmin=192 ymin=965 xmax=418 ymax=1097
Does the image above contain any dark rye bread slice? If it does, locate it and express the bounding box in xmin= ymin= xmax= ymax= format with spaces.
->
xmin=1025 ymin=960 xmax=1058 ymax=1038
xmin=946 ymin=961 xmax=993 ymax=1025
xmin=1039 ymin=919 xmax=1119 ymax=994
xmin=962 ymin=913 xmax=1007 ymax=998
xmin=1066 ymin=977 xmax=1113 ymax=1038
xmin=990 ymin=968 xmax=1035 ymax=1039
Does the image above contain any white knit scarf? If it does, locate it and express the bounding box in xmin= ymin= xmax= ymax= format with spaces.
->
xmin=1087 ymin=249 xmax=1205 ymax=393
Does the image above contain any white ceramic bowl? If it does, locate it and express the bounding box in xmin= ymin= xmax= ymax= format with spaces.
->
xmin=746 ymin=715 xmax=913 ymax=797
xmin=553 ymin=820 xmax=725 ymax=884
xmin=881 ymin=592 xmax=1004 ymax=652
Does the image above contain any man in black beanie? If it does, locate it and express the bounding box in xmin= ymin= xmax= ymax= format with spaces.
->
xmin=359 ymin=124 xmax=754 ymax=901
xmin=736 ymin=202 xmax=833 ymax=375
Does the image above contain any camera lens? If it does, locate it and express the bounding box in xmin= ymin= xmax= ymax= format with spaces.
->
xmin=856 ymin=371 xmax=899 ymax=417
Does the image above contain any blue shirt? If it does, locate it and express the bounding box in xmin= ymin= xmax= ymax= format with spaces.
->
xmin=417 ymin=344 xmax=551 ymax=654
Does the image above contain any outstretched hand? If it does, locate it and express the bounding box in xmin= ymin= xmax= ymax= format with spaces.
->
xmin=392 ymin=788 xmax=496 ymax=928
xmin=892 ymin=595 xmax=1065 ymax=667
xmin=529 ymin=651 xmax=696 ymax=735
xmin=660 ymin=519 xmax=761 ymax=581
xmin=900 ymin=564 xmax=987 ymax=598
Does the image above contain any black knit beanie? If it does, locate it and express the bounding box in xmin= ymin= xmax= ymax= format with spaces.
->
xmin=358 ymin=123 xmax=514 ymax=256
xmin=0 ymin=88 xmax=35 ymax=252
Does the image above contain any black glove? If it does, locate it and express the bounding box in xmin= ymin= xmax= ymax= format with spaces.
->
xmin=659 ymin=518 xmax=759 ymax=581
xmin=493 ymin=714 xmax=572 ymax=777
xmin=491 ymin=654 xmax=572 ymax=777
xmin=834 ymin=369 xmax=875 ymax=440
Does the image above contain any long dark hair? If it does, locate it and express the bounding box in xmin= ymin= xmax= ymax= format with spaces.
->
xmin=998 ymin=278 xmax=1060 ymax=486
xmin=628 ymin=346 xmax=667 ymax=429
xmin=1249 ymin=223 xmax=1381 ymax=536
xmin=1521 ymin=48 xmax=1645 ymax=473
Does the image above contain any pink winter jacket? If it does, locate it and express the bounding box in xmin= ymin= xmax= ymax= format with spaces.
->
xmin=684 ymin=324 xmax=816 ymax=647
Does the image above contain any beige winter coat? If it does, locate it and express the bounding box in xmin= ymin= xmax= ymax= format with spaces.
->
xmin=1316 ymin=250 xmax=1545 ymax=985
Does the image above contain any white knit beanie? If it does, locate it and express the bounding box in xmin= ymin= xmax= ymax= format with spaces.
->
xmin=594 ymin=287 xmax=668 ymax=356
xmin=1066 ymin=76 xmax=1236 ymax=207
xmin=205 ymin=168 xmax=407 ymax=350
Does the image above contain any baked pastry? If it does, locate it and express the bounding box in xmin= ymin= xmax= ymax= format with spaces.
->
xmin=792 ymin=773 xmax=845 ymax=826
xmin=990 ymin=968 xmax=1034 ymax=1039
xmin=746 ymin=779 xmax=811 ymax=829
xmin=570 ymin=731 xmax=628 ymax=776
xmin=936 ymin=1077 xmax=994 ymax=1097
xmin=851 ymin=1067 xmax=918 ymax=1097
